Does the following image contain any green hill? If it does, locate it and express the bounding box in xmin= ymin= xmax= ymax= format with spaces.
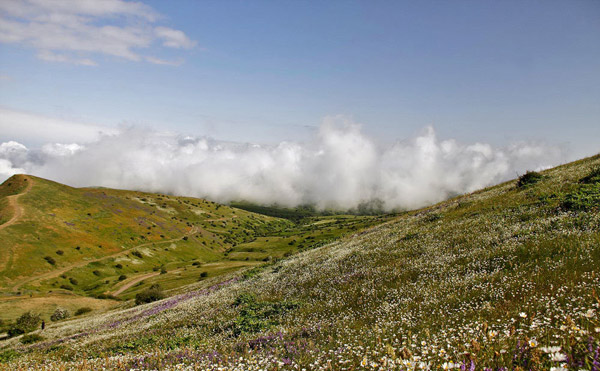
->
xmin=1 ymin=155 xmax=599 ymax=369
xmin=0 ymin=175 xmax=391 ymax=322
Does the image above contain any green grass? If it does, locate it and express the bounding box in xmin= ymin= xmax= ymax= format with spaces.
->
xmin=0 ymin=175 xmax=394 ymax=319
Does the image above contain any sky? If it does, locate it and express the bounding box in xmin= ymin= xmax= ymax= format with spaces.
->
xmin=0 ymin=0 xmax=599 ymax=210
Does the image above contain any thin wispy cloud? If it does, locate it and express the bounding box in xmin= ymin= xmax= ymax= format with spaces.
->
xmin=0 ymin=0 xmax=196 ymax=66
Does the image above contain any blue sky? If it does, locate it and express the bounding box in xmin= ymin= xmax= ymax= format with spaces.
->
xmin=1 ymin=0 xmax=599 ymax=153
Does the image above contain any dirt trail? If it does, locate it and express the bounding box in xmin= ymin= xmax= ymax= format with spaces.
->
xmin=110 ymin=271 xmax=161 ymax=296
xmin=0 ymin=176 xmax=33 ymax=231
xmin=10 ymin=226 xmax=199 ymax=292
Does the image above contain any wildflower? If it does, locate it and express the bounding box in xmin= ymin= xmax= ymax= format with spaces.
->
xmin=550 ymin=353 xmax=567 ymax=362
xmin=584 ymin=309 xmax=595 ymax=318
xmin=541 ymin=346 xmax=561 ymax=353
xmin=442 ymin=362 xmax=456 ymax=369
xmin=528 ymin=339 xmax=538 ymax=347
xmin=519 ymin=312 xmax=527 ymax=318
xmin=361 ymin=357 xmax=367 ymax=367
xmin=488 ymin=330 xmax=497 ymax=338
xmin=421 ymin=340 xmax=427 ymax=346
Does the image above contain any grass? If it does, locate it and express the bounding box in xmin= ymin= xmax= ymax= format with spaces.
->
xmin=1 ymin=154 xmax=599 ymax=370
xmin=0 ymin=174 xmax=395 ymax=320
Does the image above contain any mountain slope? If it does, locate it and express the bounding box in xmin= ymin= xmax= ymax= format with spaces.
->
xmin=2 ymin=155 xmax=600 ymax=369
xmin=0 ymin=175 xmax=292 ymax=294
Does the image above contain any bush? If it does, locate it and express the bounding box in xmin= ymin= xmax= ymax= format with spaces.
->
xmin=517 ymin=171 xmax=543 ymax=188
xmin=562 ymin=184 xmax=600 ymax=211
xmin=74 ymin=307 xmax=92 ymax=316
xmin=579 ymin=165 xmax=600 ymax=184
xmin=135 ymin=285 xmax=164 ymax=305
xmin=59 ymin=284 xmax=73 ymax=291
xmin=50 ymin=308 xmax=70 ymax=322
xmin=131 ymin=251 xmax=143 ymax=259
xmin=118 ymin=274 xmax=127 ymax=281
xmin=44 ymin=256 xmax=56 ymax=265
xmin=8 ymin=312 xmax=41 ymax=337
xmin=115 ymin=263 xmax=123 ymax=269
xmin=20 ymin=334 xmax=44 ymax=344
xmin=69 ymin=277 xmax=78 ymax=285
xmin=55 ymin=250 xmax=64 ymax=255
xmin=200 ymin=271 xmax=208 ymax=278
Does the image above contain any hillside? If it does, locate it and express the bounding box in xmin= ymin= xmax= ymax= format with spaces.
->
xmin=0 ymin=176 xmax=391 ymax=322
xmin=1 ymin=155 xmax=600 ymax=369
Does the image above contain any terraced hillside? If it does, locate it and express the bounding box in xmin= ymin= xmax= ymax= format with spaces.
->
xmin=1 ymin=155 xmax=600 ymax=370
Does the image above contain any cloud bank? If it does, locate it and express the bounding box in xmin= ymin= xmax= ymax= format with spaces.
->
xmin=0 ymin=0 xmax=196 ymax=66
xmin=0 ymin=116 xmax=566 ymax=211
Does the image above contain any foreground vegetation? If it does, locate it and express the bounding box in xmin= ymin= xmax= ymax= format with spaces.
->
xmin=1 ymin=155 xmax=599 ymax=370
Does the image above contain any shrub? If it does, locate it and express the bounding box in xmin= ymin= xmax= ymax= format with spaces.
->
xmin=59 ymin=284 xmax=73 ymax=291
xmin=562 ymin=184 xmax=600 ymax=211
xmin=20 ymin=334 xmax=44 ymax=344
xmin=200 ymin=271 xmax=208 ymax=278
xmin=55 ymin=250 xmax=64 ymax=255
xmin=115 ymin=263 xmax=123 ymax=269
xmin=74 ymin=307 xmax=92 ymax=316
xmin=135 ymin=285 xmax=164 ymax=305
xmin=230 ymin=293 xmax=299 ymax=336
xmin=160 ymin=266 xmax=167 ymax=274
xmin=8 ymin=312 xmax=41 ymax=337
xmin=517 ymin=171 xmax=543 ymax=188
xmin=50 ymin=308 xmax=70 ymax=322
xmin=579 ymin=165 xmax=600 ymax=184
xmin=131 ymin=251 xmax=143 ymax=259
xmin=69 ymin=277 xmax=78 ymax=285
xmin=118 ymin=274 xmax=127 ymax=281
xmin=44 ymin=256 xmax=56 ymax=265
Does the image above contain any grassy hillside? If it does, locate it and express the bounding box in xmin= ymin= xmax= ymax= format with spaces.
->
xmin=0 ymin=175 xmax=391 ymax=322
xmin=1 ymin=155 xmax=599 ymax=370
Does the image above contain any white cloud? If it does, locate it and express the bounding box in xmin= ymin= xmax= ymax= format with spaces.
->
xmin=155 ymin=26 xmax=196 ymax=49
xmin=0 ymin=116 xmax=567 ymax=211
xmin=0 ymin=0 xmax=195 ymax=65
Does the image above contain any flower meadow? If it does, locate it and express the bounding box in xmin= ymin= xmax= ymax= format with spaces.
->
xmin=1 ymin=155 xmax=599 ymax=370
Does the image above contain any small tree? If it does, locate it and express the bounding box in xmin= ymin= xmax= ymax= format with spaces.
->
xmin=50 ymin=308 xmax=70 ymax=322
xmin=8 ymin=312 xmax=41 ymax=337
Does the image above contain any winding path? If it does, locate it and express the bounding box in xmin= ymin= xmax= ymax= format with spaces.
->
xmin=110 ymin=271 xmax=161 ymax=296
xmin=11 ymin=226 xmax=199 ymax=292
xmin=0 ymin=176 xmax=33 ymax=231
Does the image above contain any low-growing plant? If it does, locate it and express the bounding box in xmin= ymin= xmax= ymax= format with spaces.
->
xmin=562 ymin=184 xmax=600 ymax=211
xmin=230 ymin=293 xmax=299 ymax=336
xmin=579 ymin=165 xmax=600 ymax=184
xmin=43 ymin=256 xmax=56 ymax=265
xmin=118 ymin=274 xmax=127 ymax=281
xmin=74 ymin=307 xmax=92 ymax=316
xmin=20 ymin=334 xmax=44 ymax=344
xmin=135 ymin=284 xmax=164 ymax=305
